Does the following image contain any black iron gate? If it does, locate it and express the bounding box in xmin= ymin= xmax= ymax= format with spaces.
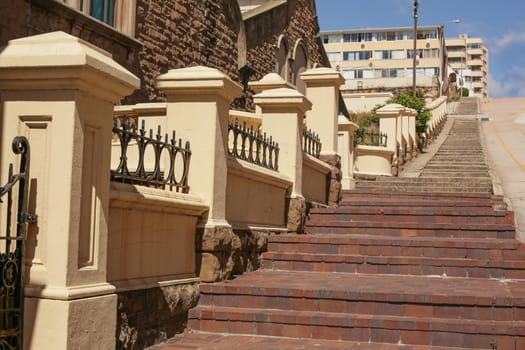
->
xmin=0 ymin=136 xmax=32 ymax=349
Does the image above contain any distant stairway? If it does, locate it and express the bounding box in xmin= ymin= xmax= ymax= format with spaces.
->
xmin=157 ymin=103 xmax=525 ymax=349
xmin=355 ymin=118 xmax=493 ymax=193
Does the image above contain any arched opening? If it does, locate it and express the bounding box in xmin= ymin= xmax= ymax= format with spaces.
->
xmin=276 ymin=35 xmax=290 ymax=82
xmin=292 ymin=39 xmax=309 ymax=93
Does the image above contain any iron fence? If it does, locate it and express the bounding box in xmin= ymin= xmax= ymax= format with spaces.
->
xmin=303 ymin=128 xmax=321 ymax=159
xmin=111 ymin=116 xmax=191 ymax=193
xmin=355 ymin=129 xmax=388 ymax=147
xmin=228 ymin=120 xmax=279 ymax=171
xmin=0 ymin=136 xmax=33 ymax=349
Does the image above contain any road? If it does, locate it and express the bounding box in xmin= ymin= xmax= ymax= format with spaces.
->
xmin=481 ymin=97 xmax=525 ymax=240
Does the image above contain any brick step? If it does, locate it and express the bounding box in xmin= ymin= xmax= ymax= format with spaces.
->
xmin=419 ymin=172 xmax=490 ymax=178
xmin=194 ymin=271 xmax=525 ymax=322
xmin=307 ymin=207 xmax=513 ymax=225
xmin=262 ymin=252 xmax=525 ymax=279
xmin=352 ymin=186 xmax=493 ymax=194
xmin=343 ymin=190 xmax=502 ymax=201
xmin=189 ymin=306 xmax=525 ymax=348
xmin=339 ymin=198 xmax=505 ymax=209
xmin=305 ymin=221 xmax=516 ymax=239
xmin=364 ymin=177 xmax=492 ymax=184
xmin=156 ymin=332 xmax=484 ymax=350
xmin=267 ymin=234 xmax=525 ymax=261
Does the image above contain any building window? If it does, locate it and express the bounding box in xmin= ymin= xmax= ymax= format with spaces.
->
xmin=407 ymin=48 xmax=439 ymax=59
xmin=90 ymin=0 xmax=115 ymax=26
xmin=327 ymin=52 xmax=342 ymax=62
xmin=342 ymin=69 xmax=373 ymax=79
xmin=374 ymin=50 xmax=405 ymax=60
xmin=376 ymin=32 xmax=386 ymax=41
xmin=417 ymin=30 xmax=438 ymax=40
xmin=343 ymin=33 xmax=372 ymax=42
xmin=343 ymin=51 xmax=372 ymax=61
xmin=381 ymin=68 xmax=404 ymax=78
xmin=62 ymin=0 xmax=136 ymax=37
xmin=323 ymin=35 xmax=341 ymax=44
xmin=467 ymin=43 xmax=482 ymax=49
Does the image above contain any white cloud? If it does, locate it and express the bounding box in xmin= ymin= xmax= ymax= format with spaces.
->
xmin=489 ymin=31 xmax=525 ymax=53
xmin=489 ymin=72 xmax=525 ymax=98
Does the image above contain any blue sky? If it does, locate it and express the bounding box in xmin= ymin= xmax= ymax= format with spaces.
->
xmin=316 ymin=0 xmax=525 ymax=98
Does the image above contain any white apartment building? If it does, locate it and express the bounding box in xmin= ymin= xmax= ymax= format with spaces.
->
xmin=446 ymin=34 xmax=489 ymax=98
xmin=321 ymin=26 xmax=447 ymax=95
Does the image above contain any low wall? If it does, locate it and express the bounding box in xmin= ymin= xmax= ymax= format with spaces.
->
xmin=354 ymin=145 xmax=395 ymax=177
xmin=302 ymin=154 xmax=331 ymax=205
xmin=108 ymin=182 xmax=208 ymax=349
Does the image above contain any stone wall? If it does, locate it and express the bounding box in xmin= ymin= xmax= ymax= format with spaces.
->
xmin=1 ymin=0 xmax=242 ymax=105
xmin=1 ymin=0 xmax=329 ymax=108
xmin=116 ymin=282 xmax=199 ymax=349
xmin=134 ymin=0 xmax=242 ymax=103
xmin=242 ymin=0 xmax=330 ymax=110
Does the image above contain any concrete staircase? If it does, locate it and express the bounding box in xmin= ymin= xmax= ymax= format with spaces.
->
xmin=175 ymin=191 xmax=525 ymax=349
xmin=355 ymin=118 xmax=493 ymax=193
xmin=156 ymin=101 xmax=525 ymax=349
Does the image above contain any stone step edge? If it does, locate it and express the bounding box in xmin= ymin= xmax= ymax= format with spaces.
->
xmin=190 ymin=306 xmax=525 ymax=335
xmin=305 ymin=220 xmax=515 ymax=231
xmin=268 ymin=234 xmax=521 ymax=249
xmin=261 ymin=252 xmax=525 ymax=270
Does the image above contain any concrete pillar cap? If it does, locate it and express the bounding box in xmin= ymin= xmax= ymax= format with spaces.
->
xmin=338 ymin=114 xmax=359 ymax=132
xmin=249 ymin=72 xmax=294 ymax=93
xmin=300 ymin=67 xmax=345 ymax=86
xmin=254 ymin=87 xmax=312 ymax=113
xmin=156 ymin=66 xmax=243 ymax=101
xmin=0 ymin=31 xmax=139 ymax=101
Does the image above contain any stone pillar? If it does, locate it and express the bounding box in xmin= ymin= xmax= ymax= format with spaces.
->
xmin=401 ymin=110 xmax=411 ymax=161
xmin=378 ymin=104 xmax=403 ymax=176
xmin=300 ymin=68 xmax=345 ymax=207
xmin=406 ymin=107 xmax=418 ymax=157
xmin=0 ymin=31 xmax=139 ymax=349
xmin=155 ymin=66 xmax=242 ymax=283
xmin=249 ymin=73 xmax=295 ymax=115
xmin=338 ymin=115 xmax=359 ymax=190
xmin=254 ymin=88 xmax=312 ymax=232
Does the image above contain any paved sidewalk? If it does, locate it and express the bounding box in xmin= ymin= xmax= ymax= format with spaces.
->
xmin=481 ymin=97 xmax=525 ymax=240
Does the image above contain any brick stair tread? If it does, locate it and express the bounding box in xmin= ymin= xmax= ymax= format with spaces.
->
xmin=343 ymin=190 xmax=502 ymax=199
xmin=262 ymin=252 xmax=525 ymax=274
xmin=199 ymin=270 xmax=525 ymax=308
xmin=268 ymin=233 xmax=521 ymax=249
xmin=339 ymin=199 xmax=502 ymax=208
xmin=309 ymin=207 xmax=506 ymax=216
xmin=156 ymin=331 xmax=488 ymax=350
xmin=190 ymin=306 xmax=525 ymax=336
xmin=306 ymin=220 xmax=515 ymax=231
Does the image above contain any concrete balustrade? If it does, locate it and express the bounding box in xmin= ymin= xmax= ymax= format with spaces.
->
xmin=338 ymin=115 xmax=359 ymax=189
xmin=0 ymin=31 xmax=140 ymax=349
xmin=254 ymin=87 xmax=312 ymax=232
xmin=301 ymin=67 xmax=345 ymax=206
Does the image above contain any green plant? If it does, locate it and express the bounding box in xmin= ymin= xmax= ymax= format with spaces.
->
xmin=460 ymin=87 xmax=469 ymax=97
xmin=386 ymin=91 xmax=429 ymax=135
xmin=449 ymin=73 xmax=457 ymax=83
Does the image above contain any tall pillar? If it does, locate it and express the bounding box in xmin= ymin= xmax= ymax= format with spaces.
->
xmin=378 ymin=104 xmax=403 ymax=176
xmin=0 ymin=31 xmax=139 ymax=349
xmin=300 ymin=68 xmax=345 ymax=207
xmin=254 ymin=88 xmax=311 ymax=232
xmin=156 ymin=66 xmax=243 ymax=282
xmin=249 ymin=72 xmax=294 ymax=115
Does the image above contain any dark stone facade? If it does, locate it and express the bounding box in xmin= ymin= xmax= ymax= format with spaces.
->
xmin=1 ymin=0 xmax=328 ymax=107
xmin=116 ymin=282 xmax=199 ymax=349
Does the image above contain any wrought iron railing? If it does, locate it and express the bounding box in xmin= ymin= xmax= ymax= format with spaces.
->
xmin=111 ymin=116 xmax=191 ymax=193
xmin=303 ymin=128 xmax=321 ymax=159
xmin=0 ymin=136 xmax=33 ymax=349
xmin=355 ymin=129 xmax=388 ymax=147
xmin=228 ymin=120 xmax=279 ymax=171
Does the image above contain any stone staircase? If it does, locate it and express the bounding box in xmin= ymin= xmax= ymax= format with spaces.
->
xmin=166 ymin=189 xmax=525 ymax=349
xmin=355 ymin=118 xmax=493 ymax=193
xmin=156 ymin=101 xmax=525 ymax=349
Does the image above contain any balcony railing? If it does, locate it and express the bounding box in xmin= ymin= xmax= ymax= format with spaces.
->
xmin=355 ymin=129 xmax=388 ymax=147
xmin=228 ymin=119 xmax=279 ymax=171
xmin=303 ymin=128 xmax=321 ymax=159
xmin=111 ymin=116 xmax=191 ymax=193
